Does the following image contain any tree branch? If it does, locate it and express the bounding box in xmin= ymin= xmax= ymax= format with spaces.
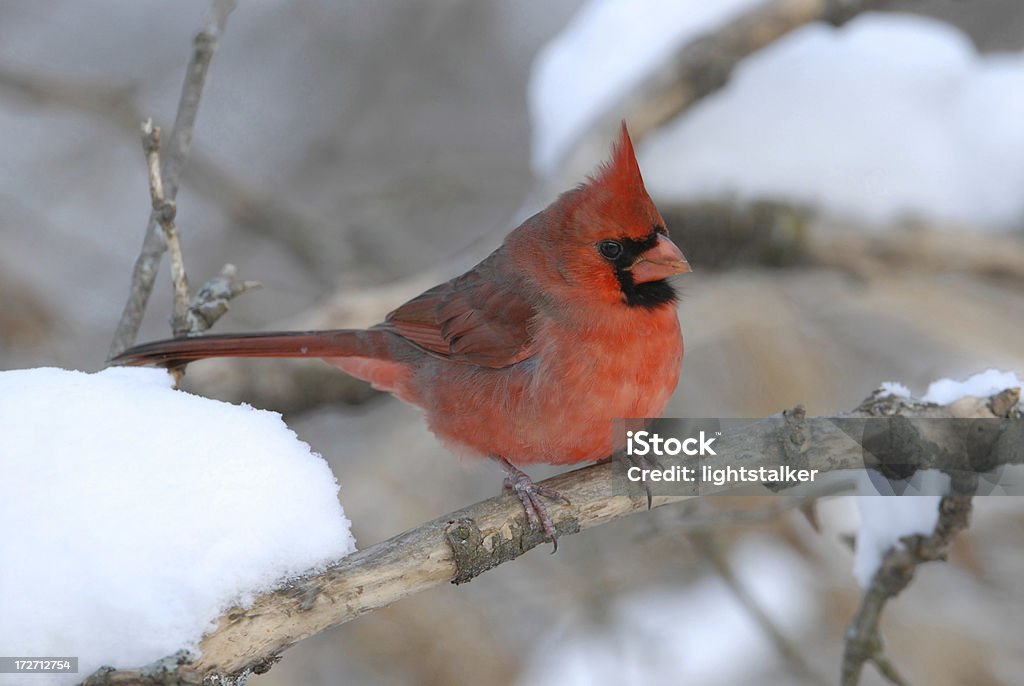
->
xmin=141 ymin=120 xmax=190 ymax=336
xmin=108 ymin=0 xmax=237 ymax=358
xmin=840 ymin=477 xmax=975 ymax=686
xmin=135 ymin=119 xmax=260 ymax=344
xmin=161 ymin=0 xmax=236 ymax=197
xmin=83 ymin=387 xmax=1021 ymax=685
xmin=840 ymin=386 xmax=1022 ymax=686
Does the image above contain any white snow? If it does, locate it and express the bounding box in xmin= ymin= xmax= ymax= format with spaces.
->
xmin=878 ymin=381 xmax=912 ymax=399
xmin=528 ymin=0 xmax=764 ymax=176
xmin=854 ymin=369 xmax=1022 ymax=586
xmin=0 ymin=367 xmax=356 ymax=685
xmin=921 ymin=368 xmax=1024 ymax=405
xmin=853 ymin=491 xmax=942 ymax=587
xmin=517 ymin=539 xmax=813 ymax=686
xmin=532 ymin=8 xmax=1024 ymax=229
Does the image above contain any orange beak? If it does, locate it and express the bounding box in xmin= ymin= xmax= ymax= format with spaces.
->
xmin=629 ymin=234 xmax=691 ymax=284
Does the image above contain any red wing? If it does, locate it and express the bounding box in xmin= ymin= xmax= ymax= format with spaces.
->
xmin=383 ymin=256 xmax=538 ymax=368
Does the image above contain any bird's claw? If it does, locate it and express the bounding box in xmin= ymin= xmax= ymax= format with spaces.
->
xmin=498 ymin=459 xmax=569 ymax=552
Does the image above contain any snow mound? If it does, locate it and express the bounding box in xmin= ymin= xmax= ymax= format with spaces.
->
xmin=0 ymin=367 xmax=356 ymax=685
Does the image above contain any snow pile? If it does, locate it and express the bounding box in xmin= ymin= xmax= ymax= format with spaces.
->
xmin=532 ymin=7 xmax=1024 ymax=229
xmin=921 ymin=368 xmax=1023 ymax=405
xmin=877 ymin=381 xmax=912 ymax=399
xmin=854 ymin=489 xmax=943 ymax=587
xmin=855 ymin=369 xmax=1022 ymax=586
xmin=529 ymin=0 xmax=764 ymax=175
xmin=0 ymin=367 xmax=356 ymax=685
xmin=518 ymin=540 xmax=812 ymax=686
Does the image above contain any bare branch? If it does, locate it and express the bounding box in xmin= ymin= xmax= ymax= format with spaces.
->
xmin=837 ymin=394 xmax=1024 ymax=685
xmin=141 ymin=120 xmax=190 ymax=336
xmin=134 ymin=118 xmax=259 ymax=346
xmin=840 ymin=478 xmax=976 ymax=685
xmin=83 ymin=388 xmax=1021 ymax=685
xmin=162 ymin=0 xmax=237 ymax=194
xmin=108 ymin=0 xmax=237 ymax=358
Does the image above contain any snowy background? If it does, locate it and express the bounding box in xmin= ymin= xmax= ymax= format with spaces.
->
xmin=2 ymin=1 xmax=1023 ymax=684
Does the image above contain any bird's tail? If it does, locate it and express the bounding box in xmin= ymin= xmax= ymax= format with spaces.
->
xmin=110 ymin=329 xmax=393 ymax=367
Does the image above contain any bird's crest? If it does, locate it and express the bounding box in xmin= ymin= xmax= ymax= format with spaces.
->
xmin=589 ymin=122 xmax=645 ymax=200
xmin=566 ymin=122 xmax=660 ymax=243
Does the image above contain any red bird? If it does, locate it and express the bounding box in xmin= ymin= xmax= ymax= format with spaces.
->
xmin=113 ymin=125 xmax=690 ymax=544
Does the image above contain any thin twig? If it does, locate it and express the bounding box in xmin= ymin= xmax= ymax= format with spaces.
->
xmin=162 ymin=0 xmax=237 ymax=194
xmin=108 ymin=0 xmax=237 ymax=358
xmin=870 ymin=651 xmax=910 ymax=686
xmin=129 ymin=119 xmax=257 ymax=348
xmin=840 ymin=474 xmax=977 ymax=686
xmin=141 ymin=119 xmax=190 ymax=336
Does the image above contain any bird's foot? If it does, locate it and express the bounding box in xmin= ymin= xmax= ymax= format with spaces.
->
xmin=496 ymin=457 xmax=570 ymax=552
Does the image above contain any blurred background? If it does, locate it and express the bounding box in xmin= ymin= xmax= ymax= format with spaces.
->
xmin=2 ymin=1 xmax=1023 ymax=684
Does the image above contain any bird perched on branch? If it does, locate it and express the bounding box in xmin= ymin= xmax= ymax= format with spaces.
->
xmin=113 ymin=124 xmax=690 ymax=546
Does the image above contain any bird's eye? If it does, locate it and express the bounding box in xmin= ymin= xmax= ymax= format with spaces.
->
xmin=599 ymin=240 xmax=623 ymax=259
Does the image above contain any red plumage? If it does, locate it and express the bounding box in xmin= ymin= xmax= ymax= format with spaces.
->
xmin=113 ymin=124 xmax=690 ymax=540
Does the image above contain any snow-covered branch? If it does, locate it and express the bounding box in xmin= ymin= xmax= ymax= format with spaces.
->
xmin=842 ymin=475 xmax=975 ymax=686
xmin=841 ymin=385 xmax=1021 ymax=686
xmin=545 ymin=0 xmax=887 ymax=185
xmin=83 ymin=386 xmax=1021 ymax=685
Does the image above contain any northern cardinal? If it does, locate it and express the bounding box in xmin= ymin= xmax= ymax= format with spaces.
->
xmin=113 ymin=124 xmax=690 ymax=544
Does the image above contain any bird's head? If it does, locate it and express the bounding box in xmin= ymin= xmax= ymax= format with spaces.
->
xmin=514 ymin=123 xmax=691 ymax=311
